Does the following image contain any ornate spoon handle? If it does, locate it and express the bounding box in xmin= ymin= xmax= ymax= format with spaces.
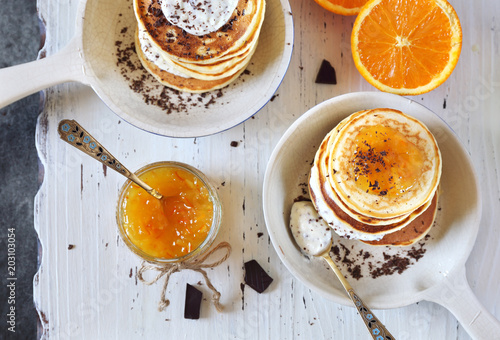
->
xmin=322 ymin=253 xmax=394 ymax=340
xmin=58 ymin=119 xmax=162 ymax=199
xmin=347 ymin=289 xmax=394 ymax=340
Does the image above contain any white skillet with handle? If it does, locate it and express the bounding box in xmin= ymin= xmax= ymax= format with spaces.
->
xmin=263 ymin=92 xmax=500 ymax=339
xmin=0 ymin=0 xmax=293 ymax=137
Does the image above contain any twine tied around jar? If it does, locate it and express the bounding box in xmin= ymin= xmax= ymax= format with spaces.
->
xmin=137 ymin=241 xmax=231 ymax=312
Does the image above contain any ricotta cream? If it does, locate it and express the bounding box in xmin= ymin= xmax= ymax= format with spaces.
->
xmin=160 ymin=0 xmax=239 ymax=36
xmin=290 ymin=201 xmax=332 ymax=256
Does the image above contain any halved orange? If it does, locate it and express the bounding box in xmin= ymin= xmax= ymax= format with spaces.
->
xmin=351 ymin=0 xmax=462 ymax=95
xmin=313 ymin=0 xmax=369 ymax=16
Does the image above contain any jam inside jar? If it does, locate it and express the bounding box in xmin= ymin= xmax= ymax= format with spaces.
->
xmin=116 ymin=162 xmax=221 ymax=263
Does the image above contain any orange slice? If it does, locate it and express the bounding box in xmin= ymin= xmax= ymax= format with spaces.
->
xmin=351 ymin=0 xmax=462 ymax=95
xmin=313 ymin=0 xmax=369 ymax=16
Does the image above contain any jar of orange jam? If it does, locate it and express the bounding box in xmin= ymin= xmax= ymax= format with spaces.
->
xmin=116 ymin=162 xmax=222 ymax=263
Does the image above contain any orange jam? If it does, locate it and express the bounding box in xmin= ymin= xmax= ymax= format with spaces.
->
xmin=350 ymin=125 xmax=424 ymax=198
xmin=120 ymin=165 xmax=215 ymax=259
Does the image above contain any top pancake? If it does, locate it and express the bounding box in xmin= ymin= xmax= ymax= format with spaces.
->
xmin=309 ymin=110 xmax=435 ymax=242
xmin=134 ymin=0 xmax=263 ymax=63
xmin=313 ymin=116 xmax=429 ymax=226
xmin=314 ymin=111 xmax=411 ymax=226
xmin=135 ymin=28 xmax=251 ymax=93
xmin=329 ymin=109 xmax=442 ymax=219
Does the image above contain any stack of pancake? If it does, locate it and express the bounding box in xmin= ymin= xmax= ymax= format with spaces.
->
xmin=133 ymin=0 xmax=265 ymax=93
xmin=309 ymin=109 xmax=442 ymax=246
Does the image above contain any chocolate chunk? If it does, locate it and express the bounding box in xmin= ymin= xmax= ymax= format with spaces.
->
xmin=315 ymin=59 xmax=337 ymax=85
xmin=244 ymin=260 xmax=273 ymax=293
xmin=184 ymin=283 xmax=202 ymax=319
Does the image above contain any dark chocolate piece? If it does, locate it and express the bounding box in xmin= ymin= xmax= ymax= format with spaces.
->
xmin=244 ymin=260 xmax=273 ymax=293
xmin=315 ymin=59 xmax=337 ymax=85
xmin=184 ymin=283 xmax=202 ymax=319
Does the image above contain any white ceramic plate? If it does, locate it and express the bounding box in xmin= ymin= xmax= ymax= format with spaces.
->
xmin=0 ymin=0 xmax=294 ymax=138
xmin=262 ymin=92 xmax=500 ymax=338
xmin=83 ymin=0 xmax=294 ymax=137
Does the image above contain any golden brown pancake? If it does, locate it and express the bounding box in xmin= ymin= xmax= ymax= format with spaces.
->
xmin=314 ymin=114 xmax=416 ymax=226
xmin=135 ymin=29 xmax=247 ymax=93
xmin=134 ymin=0 xmax=263 ymax=63
xmin=309 ymin=109 xmax=441 ymax=243
xmin=165 ymin=15 xmax=263 ymax=78
xmin=329 ymin=109 xmax=442 ymax=219
xmin=310 ymin=136 xmax=434 ymax=241
xmin=310 ymin=173 xmax=433 ymax=236
xmin=165 ymin=37 xmax=259 ymax=80
xmin=362 ymin=192 xmax=438 ymax=247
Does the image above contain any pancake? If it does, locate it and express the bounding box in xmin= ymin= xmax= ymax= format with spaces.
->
xmin=166 ymin=12 xmax=264 ymax=77
xmin=165 ymin=34 xmax=259 ymax=80
xmin=309 ymin=108 xmax=441 ymax=243
xmin=310 ymin=165 xmax=434 ymax=241
xmin=309 ymin=127 xmax=434 ymax=241
xmin=134 ymin=0 xmax=264 ymax=63
xmin=329 ymin=109 xmax=442 ymax=219
xmin=135 ymin=29 xmax=248 ymax=93
xmin=362 ymin=192 xmax=438 ymax=247
xmin=133 ymin=0 xmax=265 ymax=92
xmin=137 ymin=25 xmax=259 ymax=80
xmin=315 ymin=111 xmax=416 ymax=226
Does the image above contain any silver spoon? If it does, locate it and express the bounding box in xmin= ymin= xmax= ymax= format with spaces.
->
xmin=58 ymin=119 xmax=163 ymax=201
xmin=290 ymin=201 xmax=394 ymax=340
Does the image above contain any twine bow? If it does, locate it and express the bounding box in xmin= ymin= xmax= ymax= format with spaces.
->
xmin=137 ymin=241 xmax=232 ymax=312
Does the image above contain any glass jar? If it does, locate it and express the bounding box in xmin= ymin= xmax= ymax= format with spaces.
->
xmin=116 ymin=161 xmax=222 ymax=264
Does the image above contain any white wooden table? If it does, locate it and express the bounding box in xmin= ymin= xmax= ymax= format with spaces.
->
xmin=33 ymin=0 xmax=500 ymax=339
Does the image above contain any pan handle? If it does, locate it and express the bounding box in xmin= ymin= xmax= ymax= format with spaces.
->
xmin=0 ymin=36 xmax=86 ymax=109
xmin=425 ymin=267 xmax=500 ymax=340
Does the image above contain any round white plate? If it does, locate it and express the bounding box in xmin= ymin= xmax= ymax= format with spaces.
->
xmin=263 ymin=92 xmax=481 ymax=309
xmin=82 ymin=0 xmax=294 ymax=137
xmin=1 ymin=0 xmax=294 ymax=138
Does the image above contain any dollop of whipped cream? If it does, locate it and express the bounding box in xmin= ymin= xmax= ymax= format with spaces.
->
xmin=160 ymin=0 xmax=239 ymax=36
xmin=290 ymin=201 xmax=333 ymax=257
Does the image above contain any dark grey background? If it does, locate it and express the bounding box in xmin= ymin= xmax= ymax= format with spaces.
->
xmin=0 ymin=0 xmax=41 ymax=339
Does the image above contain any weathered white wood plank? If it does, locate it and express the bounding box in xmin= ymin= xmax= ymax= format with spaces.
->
xmin=33 ymin=0 xmax=500 ymax=339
